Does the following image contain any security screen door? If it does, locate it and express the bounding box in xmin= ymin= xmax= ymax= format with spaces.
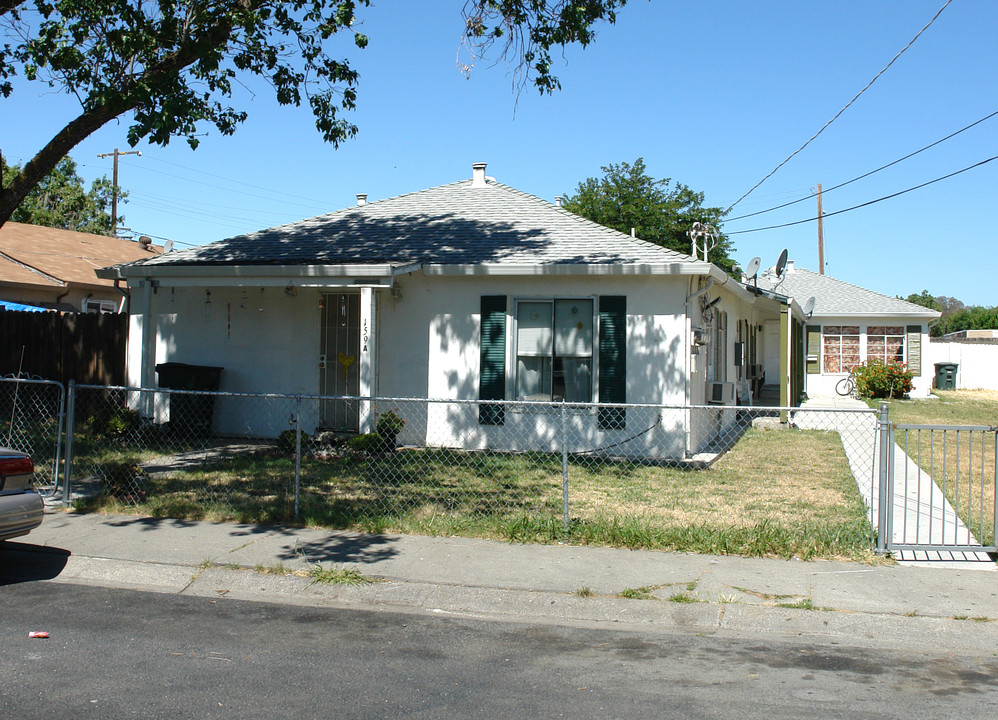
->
xmin=319 ymin=293 xmax=360 ymax=431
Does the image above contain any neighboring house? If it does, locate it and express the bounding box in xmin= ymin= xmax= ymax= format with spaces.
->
xmin=0 ymin=222 xmax=161 ymax=313
xmin=98 ymin=163 xmax=802 ymax=459
xmin=753 ymin=261 xmax=941 ymax=397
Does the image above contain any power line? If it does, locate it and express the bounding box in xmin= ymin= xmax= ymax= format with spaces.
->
xmin=724 ymin=0 xmax=953 ymax=213
xmin=725 ymin=154 xmax=998 ymax=235
xmin=725 ymin=108 xmax=998 ymax=223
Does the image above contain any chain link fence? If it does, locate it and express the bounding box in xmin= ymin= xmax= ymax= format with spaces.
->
xmin=61 ymin=386 xmax=881 ymax=548
xmin=0 ymin=376 xmax=65 ymax=496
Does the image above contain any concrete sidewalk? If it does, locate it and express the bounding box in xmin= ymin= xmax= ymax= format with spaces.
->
xmin=3 ymin=511 xmax=997 ymax=655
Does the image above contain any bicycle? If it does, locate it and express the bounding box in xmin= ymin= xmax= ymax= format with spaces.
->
xmin=835 ymin=374 xmax=856 ymax=397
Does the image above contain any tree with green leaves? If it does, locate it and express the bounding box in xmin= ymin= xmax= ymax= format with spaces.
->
xmin=0 ymin=0 xmax=630 ymax=227
xmin=562 ymin=158 xmax=737 ymax=274
xmin=1 ymin=155 xmax=119 ymax=233
xmin=902 ymin=290 xmax=943 ymax=312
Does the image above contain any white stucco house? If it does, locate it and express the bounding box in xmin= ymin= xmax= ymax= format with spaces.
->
xmin=98 ymin=163 xmax=801 ymax=459
xmin=753 ymin=262 xmax=941 ymax=398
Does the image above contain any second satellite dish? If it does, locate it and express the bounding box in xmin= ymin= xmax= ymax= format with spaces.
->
xmin=775 ymin=249 xmax=788 ymax=278
xmin=164 ymin=239 xmax=174 ymax=254
xmin=803 ymin=296 xmax=816 ymax=317
xmin=745 ymin=257 xmax=761 ymax=279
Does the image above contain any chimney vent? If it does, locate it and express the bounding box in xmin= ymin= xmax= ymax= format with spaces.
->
xmin=356 ymin=193 xmax=367 ymax=206
xmin=471 ymin=162 xmax=487 ymax=188
xmin=555 ymin=196 xmax=563 ymax=207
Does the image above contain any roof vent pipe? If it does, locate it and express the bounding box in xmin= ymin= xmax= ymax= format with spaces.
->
xmin=555 ymin=196 xmax=563 ymax=207
xmin=471 ymin=162 xmax=487 ymax=188
xmin=356 ymin=193 xmax=367 ymax=206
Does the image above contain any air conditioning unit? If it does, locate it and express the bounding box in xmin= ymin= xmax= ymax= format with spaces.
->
xmin=707 ymin=381 xmax=735 ymax=405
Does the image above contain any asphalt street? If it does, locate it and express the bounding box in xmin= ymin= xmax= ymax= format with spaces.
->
xmin=3 ymin=581 xmax=998 ymax=720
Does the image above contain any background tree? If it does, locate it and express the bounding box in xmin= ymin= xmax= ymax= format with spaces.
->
xmin=900 ymin=290 xmax=995 ymax=336
xmin=902 ymin=290 xmax=943 ymax=312
xmin=562 ymin=158 xmax=738 ymax=274
xmin=1 ymin=155 xmax=119 ymax=233
xmin=0 ymin=0 xmax=629 ymax=227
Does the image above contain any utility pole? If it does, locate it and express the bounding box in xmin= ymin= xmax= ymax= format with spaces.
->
xmin=97 ymin=148 xmax=141 ymax=236
xmin=816 ymin=182 xmax=825 ymax=275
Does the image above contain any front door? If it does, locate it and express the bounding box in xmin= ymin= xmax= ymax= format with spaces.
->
xmin=320 ymin=293 xmax=360 ymax=431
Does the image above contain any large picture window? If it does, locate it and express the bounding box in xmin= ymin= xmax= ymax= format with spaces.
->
xmin=867 ymin=326 xmax=904 ymax=363
xmin=822 ymin=325 xmax=860 ymax=373
xmin=515 ymin=298 xmax=594 ymax=401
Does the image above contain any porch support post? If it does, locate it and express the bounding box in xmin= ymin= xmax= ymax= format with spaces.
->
xmin=358 ymin=287 xmax=376 ymax=432
xmin=136 ymin=280 xmax=156 ymax=389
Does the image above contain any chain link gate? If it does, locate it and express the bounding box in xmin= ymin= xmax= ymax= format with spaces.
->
xmin=879 ymin=417 xmax=997 ymax=557
xmin=0 ymin=376 xmax=66 ymax=498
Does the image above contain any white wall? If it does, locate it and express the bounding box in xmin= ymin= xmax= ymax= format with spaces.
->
xmin=377 ymin=273 xmax=691 ymax=458
xmin=131 ymin=272 xmax=748 ymax=458
xmin=131 ymin=284 xmax=322 ymax=436
xmin=926 ymin=341 xmax=998 ymax=390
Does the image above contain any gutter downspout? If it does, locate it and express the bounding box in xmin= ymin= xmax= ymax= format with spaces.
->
xmin=113 ymin=279 xmax=130 ymax=314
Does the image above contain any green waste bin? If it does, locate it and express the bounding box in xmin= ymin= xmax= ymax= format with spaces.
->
xmin=155 ymin=362 xmax=223 ymax=435
xmin=933 ymin=362 xmax=958 ymax=391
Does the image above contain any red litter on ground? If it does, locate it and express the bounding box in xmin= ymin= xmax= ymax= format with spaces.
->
xmin=28 ymin=631 xmax=49 ymax=639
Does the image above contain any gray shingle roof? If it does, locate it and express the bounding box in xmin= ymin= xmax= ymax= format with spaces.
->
xmin=129 ymin=179 xmax=695 ymax=269
xmin=754 ymin=265 xmax=940 ymax=317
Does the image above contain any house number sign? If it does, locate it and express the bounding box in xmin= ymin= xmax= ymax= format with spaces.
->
xmin=363 ymin=318 xmax=369 ymax=352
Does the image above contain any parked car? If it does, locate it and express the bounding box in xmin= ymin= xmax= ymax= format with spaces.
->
xmin=0 ymin=448 xmax=43 ymax=541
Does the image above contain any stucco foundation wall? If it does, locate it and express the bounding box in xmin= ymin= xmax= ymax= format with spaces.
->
xmin=926 ymin=341 xmax=998 ymax=390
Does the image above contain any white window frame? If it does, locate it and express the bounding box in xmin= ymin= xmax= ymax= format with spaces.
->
xmin=865 ymin=325 xmax=905 ymax=364
xmin=84 ymin=298 xmax=118 ymax=314
xmin=510 ymin=296 xmax=597 ymax=403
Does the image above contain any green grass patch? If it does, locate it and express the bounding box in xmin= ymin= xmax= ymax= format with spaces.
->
xmin=307 ymin=565 xmax=376 ymax=585
xmin=69 ymin=426 xmax=875 ymax=561
xmin=618 ymin=586 xmax=657 ymax=600
xmin=668 ymin=592 xmax=700 ymax=604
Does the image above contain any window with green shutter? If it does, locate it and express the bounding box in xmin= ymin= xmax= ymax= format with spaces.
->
xmin=906 ymin=325 xmax=922 ymax=375
xmin=598 ymin=296 xmax=626 ymax=430
xmin=806 ymin=325 xmax=820 ymax=374
xmin=479 ymin=296 xmax=507 ymax=425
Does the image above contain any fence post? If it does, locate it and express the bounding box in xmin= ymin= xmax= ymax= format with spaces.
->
xmin=50 ymin=381 xmax=66 ymax=500
xmin=561 ymin=401 xmax=570 ymax=532
xmin=876 ymin=402 xmax=891 ymax=553
xmin=294 ymin=395 xmax=302 ymax=521
xmin=63 ymin=380 xmax=76 ymax=504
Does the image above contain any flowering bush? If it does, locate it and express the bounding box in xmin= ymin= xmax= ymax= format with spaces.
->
xmin=851 ymin=359 xmax=914 ymax=399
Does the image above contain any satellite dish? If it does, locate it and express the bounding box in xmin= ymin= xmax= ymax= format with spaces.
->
xmin=803 ymin=296 xmax=816 ymax=317
xmin=775 ymin=248 xmax=788 ymax=277
xmin=164 ymin=239 xmax=174 ymax=253
xmin=745 ymin=257 xmax=761 ymax=279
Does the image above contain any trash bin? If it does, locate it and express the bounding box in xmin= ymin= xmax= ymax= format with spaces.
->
xmin=933 ymin=362 xmax=958 ymax=391
xmin=155 ymin=362 xmax=223 ymax=435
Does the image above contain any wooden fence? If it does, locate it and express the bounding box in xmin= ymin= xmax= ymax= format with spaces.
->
xmin=0 ymin=310 xmax=127 ymax=386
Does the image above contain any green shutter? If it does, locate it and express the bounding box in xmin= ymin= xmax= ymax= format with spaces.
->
xmin=806 ymin=325 xmax=821 ymax=374
xmin=906 ymin=325 xmax=922 ymax=375
xmin=598 ymin=296 xmax=626 ymax=430
xmin=479 ymin=296 xmax=506 ymax=425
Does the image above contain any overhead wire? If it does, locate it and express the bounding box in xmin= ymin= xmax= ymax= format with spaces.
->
xmin=725 ymin=154 xmax=998 ymax=235
xmin=724 ymin=108 xmax=998 ymax=223
xmin=724 ymin=0 xmax=953 ymax=213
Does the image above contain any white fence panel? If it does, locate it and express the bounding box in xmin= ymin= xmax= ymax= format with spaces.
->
xmin=926 ymin=341 xmax=998 ymax=390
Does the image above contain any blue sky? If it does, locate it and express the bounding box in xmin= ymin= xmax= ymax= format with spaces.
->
xmin=2 ymin=1 xmax=994 ymax=305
